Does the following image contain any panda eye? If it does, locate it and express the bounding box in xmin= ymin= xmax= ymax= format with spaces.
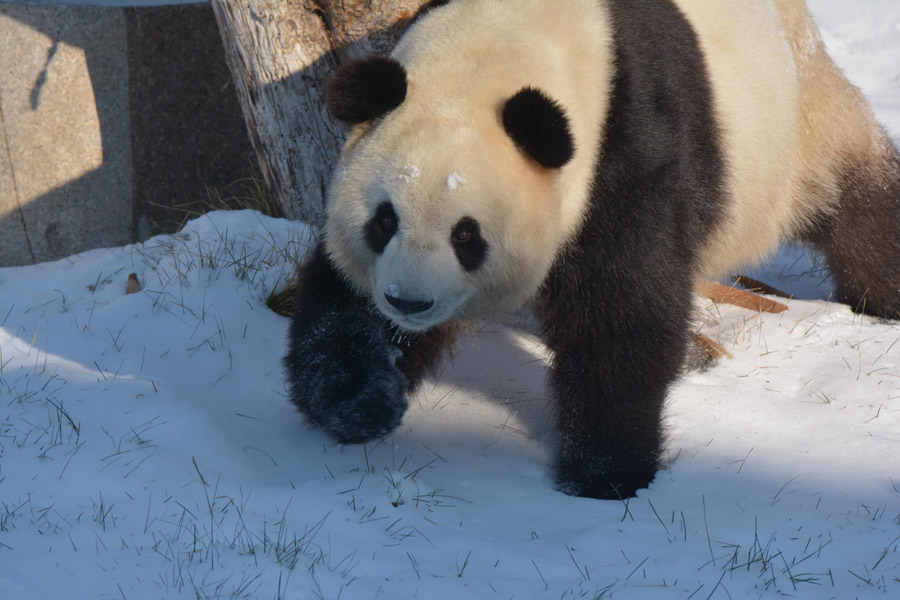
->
xmin=451 ymin=217 xmax=489 ymax=272
xmin=451 ymin=224 xmax=472 ymax=244
xmin=364 ymin=202 xmax=399 ymax=254
xmin=373 ymin=202 xmax=398 ymax=234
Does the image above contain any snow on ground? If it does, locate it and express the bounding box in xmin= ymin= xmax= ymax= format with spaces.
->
xmin=1 ymin=3 xmax=899 ymax=599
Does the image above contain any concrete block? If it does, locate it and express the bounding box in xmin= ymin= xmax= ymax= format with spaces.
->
xmin=0 ymin=4 xmax=132 ymax=265
xmin=0 ymin=2 xmax=255 ymax=267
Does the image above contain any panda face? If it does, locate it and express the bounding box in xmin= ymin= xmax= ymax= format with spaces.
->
xmin=324 ymin=118 xmax=564 ymax=331
xmin=321 ymin=0 xmax=613 ymax=331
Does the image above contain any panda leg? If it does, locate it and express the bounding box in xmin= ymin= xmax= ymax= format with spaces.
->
xmin=284 ymin=245 xmax=456 ymax=444
xmin=799 ymin=147 xmax=900 ymax=320
xmin=536 ymin=279 xmax=692 ymax=499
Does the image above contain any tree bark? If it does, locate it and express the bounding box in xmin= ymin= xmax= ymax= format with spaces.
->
xmin=209 ymin=1 xmax=425 ymax=226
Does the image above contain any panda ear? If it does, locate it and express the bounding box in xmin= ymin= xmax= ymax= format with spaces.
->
xmin=325 ymin=56 xmax=408 ymax=124
xmin=502 ymin=87 xmax=575 ymax=169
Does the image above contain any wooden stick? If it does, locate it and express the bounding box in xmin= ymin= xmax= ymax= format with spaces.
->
xmin=696 ymin=281 xmax=789 ymax=314
xmin=692 ymin=332 xmax=733 ymax=360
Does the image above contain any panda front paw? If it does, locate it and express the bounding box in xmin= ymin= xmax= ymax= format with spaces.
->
xmin=285 ymin=306 xmax=408 ymax=445
xmin=308 ymin=363 xmax=408 ymax=444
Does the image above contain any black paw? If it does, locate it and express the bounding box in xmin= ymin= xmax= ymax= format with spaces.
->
xmin=554 ymin=454 xmax=657 ymax=500
xmin=285 ymin=305 xmax=408 ymax=445
xmin=311 ymin=363 xmax=407 ymax=444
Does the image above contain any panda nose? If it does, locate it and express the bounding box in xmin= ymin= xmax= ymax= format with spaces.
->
xmin=384 ymin=292 xmax=434 ymax=315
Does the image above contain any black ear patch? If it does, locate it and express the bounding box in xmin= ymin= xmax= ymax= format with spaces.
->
xmin=409 ymin=0 xmax=453 ymax=24
xmin=326 ymin=56 xmax=408 ymax=124
xmin=501 ymin=87 xmax=575 ymax=169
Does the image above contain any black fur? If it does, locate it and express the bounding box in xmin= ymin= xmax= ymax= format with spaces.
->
xmin=533 ymin=0 xmax=726 ymax=499
xmin=409 ymin=0 xmax=454 ymax=25
xmin=284 ymin=247 xmax=406 ymax=443
xmin=451 ymin=217 xmax=489 ymax=271
xmin=284 ymin=246 xmax=456 ymax=444
xmin=326 ymin=56 xmax=408 ymax=125
xmin=502 ymin=87 xmax=575 ymax=169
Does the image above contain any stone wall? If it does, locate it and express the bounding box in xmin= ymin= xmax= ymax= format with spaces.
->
xmin=0 ymin=2 xmax=256 ymax=266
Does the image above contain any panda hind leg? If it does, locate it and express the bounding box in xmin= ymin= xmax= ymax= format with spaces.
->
xmin=798 ymin=147 xmax=900 ymax=320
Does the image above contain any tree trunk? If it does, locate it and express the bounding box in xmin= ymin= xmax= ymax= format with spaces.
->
xmin=209 ymin=0 xmax=425 ymax=226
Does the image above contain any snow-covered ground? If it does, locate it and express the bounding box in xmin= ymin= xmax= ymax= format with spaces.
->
xmin=2 ymin=3 xmax=899 ymax=599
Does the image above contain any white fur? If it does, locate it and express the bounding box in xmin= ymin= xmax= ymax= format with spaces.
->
xmin=676 ymin=0 xmax=890 ymax=277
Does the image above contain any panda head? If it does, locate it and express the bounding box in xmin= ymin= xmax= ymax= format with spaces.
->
xmin=323 ymin=55 xmax=576 ymax=331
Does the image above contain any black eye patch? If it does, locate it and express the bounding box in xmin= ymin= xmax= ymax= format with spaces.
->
xmin=451 ymin=217 xmax=488 ymax=272
xmin=364 ymin=202 xmax=399 ymax=254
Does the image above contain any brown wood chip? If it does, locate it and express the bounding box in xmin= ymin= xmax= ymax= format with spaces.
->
xmin=692 ymin=332 xmax=733 ymax=360
xmin=126 ymin=273 xmax=141 ymax=295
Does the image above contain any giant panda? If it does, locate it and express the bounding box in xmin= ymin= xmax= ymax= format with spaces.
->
xmin=284 ymin=0 xmax=900 ymax=499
